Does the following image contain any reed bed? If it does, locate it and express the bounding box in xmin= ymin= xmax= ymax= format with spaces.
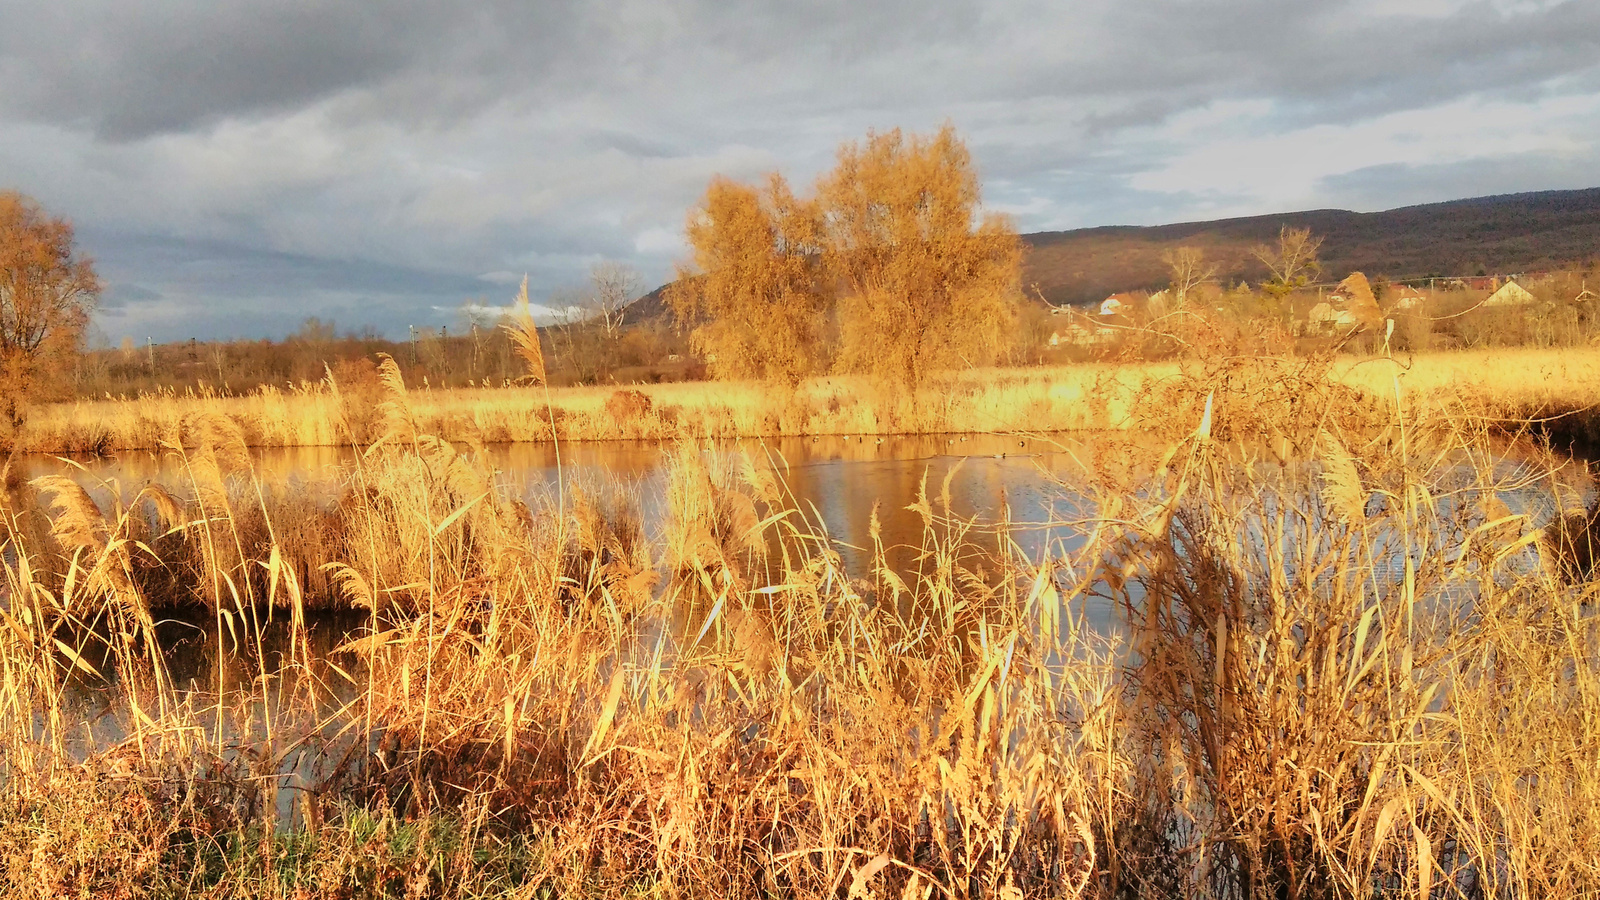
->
xmin=2 ymin=354 xmax=1599 ymax=898
xmin=15 ymin=347 xmax=1600 ymax=455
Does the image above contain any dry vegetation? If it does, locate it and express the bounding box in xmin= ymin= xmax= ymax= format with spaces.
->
xmin=10 ymin=346 xmax=1600 ymax=457
xmin=2 ymin=352 xmax=1599 ymax=898
xmin=665 ymin=125 xmax=1022 ymax=401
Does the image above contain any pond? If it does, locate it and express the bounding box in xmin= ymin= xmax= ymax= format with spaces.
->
xmin=7 ymin=429 xmax=1595 ymax=829
xmin=18 ymin=432 xmax=1108 ymax=575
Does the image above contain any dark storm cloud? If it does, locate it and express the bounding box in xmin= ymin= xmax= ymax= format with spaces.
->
xmin=0 ymin=2 xmax=577 ymax=139
xmin=1 ymin=0 xmax=1597 ymax=340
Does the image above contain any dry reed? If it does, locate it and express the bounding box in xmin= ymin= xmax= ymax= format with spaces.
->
xmin=1 ymin=355 xmax=1598 ymax=899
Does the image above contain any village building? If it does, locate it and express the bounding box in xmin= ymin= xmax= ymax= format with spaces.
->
xmin=1049 ymin=301 xmax=1129 ymax=348
xmin=1308 ymin=301 xmax=1358 ymax=332
xmin=1099 ymin=292 xmax=1141 ymax=317
xmin=1389 ymin=286 xmax=1427 ymax=311
xmin=1483 ymin=281 xmax=1536 ymax=307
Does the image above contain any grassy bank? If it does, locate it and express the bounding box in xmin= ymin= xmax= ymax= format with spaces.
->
xmin=3 ymin=356 xmax=1599 ymax=897
xmin=16 ymin=346 xmax=1600 ymax=454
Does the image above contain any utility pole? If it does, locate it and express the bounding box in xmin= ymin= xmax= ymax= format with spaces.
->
xmin=409 ymin=326 xmax=418 ymax=366
xmin=147 ymin=337 xmax=156 ymax=380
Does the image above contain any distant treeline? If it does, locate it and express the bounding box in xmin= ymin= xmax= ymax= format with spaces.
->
xmin=72 ymin=315 xmax=694 ymax=399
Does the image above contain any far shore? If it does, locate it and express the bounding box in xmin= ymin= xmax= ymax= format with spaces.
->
xmin=11 ymin=346 xmax=1600 ymax=455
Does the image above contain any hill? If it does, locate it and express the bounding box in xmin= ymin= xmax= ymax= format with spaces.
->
xmin=1023 ymin=187 xmax=1600 ymax=306
xmin=628 ymin=188 xmax=1600 ymax=318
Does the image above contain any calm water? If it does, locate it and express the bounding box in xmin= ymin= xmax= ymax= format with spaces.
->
xmin=12 ymin=433 xmax=1593 ymax=826
xmin=13 ymin=434 xmax=1116 ymax=820
xmin=19 ymin=433 xmax=1107 ymax=575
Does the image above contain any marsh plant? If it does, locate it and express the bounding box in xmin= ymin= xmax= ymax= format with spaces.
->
xmin=1 ymin=355 xmax=1598 ymax=899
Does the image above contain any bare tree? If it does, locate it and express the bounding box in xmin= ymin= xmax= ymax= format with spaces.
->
xmin=1251 ymin=226 xmax=1324 ymax=298
xmin=210 ymin=342 xmax=229 ymax=386
xmin=1162 ymin=246 xmax=1218 ymax=308
xmin=587 ymin=261 xmax=640 ymax=342
xmin=1 ymin=191 xmax=99 ymax=430
xmin=457 ymin=297 xmax=501 ymax=383
xmin=544 ymin=285 xmax=601 ymax=383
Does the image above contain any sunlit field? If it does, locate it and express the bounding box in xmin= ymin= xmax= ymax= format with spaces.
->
xmin=3 ymin=354 xmax=1598 ymax=898
xmin=14 ymin=346 xmax=1600 ymax=456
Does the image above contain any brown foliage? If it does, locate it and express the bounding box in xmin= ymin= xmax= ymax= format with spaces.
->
xmin=0 ymin=192 xmax=99 ymax=429
xmin=822 ymin=125 xmax=1021 ymax=396
xmin=1334 ymin=271 xmax=1384 ymax=332
xmin=667 ymin=174 xmax=825 ymax=387
xmin=502 ymin=275 xmax=548 ymax=385
xmin=670 ymin=126 xmax=1021 ymax=397
xmin=604 ymin=388 xmax=652 ymax=425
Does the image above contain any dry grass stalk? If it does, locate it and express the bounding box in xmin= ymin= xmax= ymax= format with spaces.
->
xmin=0 ymin=357 xmax=1597 ymax=898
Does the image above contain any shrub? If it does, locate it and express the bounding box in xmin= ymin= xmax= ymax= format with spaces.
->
xmin=604 ymin=389 xmax=653 ymax=425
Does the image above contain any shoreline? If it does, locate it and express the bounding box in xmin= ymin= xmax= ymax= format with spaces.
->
xmin=9 ymin=346 xmax=1600 ymax=455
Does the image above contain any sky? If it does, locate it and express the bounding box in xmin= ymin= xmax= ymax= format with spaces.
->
xmin=2 ymin=0 xmax=1598 ymax=343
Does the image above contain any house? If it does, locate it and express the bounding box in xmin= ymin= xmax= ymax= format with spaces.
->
xmin=1308 ymin=302 xmax=1358 ymax=331
xmin=1050 ymin=304 xmax=1127 ymax=347
xmin=1049 ymin=321 xmax=1105 ymax=348
xmin=1389 ymin=286 xmax=1427 ymax=311
xmin=1483 ymin=281 xmax=1536 ymax=307
xmin=1099 ymin=292 xmax=1140 ymax=316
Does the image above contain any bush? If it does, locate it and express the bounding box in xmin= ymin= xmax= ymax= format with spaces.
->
xmin=604 ymin=389 xmax=653 ymax=426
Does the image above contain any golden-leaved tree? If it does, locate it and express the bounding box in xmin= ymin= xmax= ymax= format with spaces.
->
xmin=1 ymin=191 xmax=99 ymax=431
xmin=666 ymin=174 xmax=824 ymax=388
xmin=821 ymin=126 xmax=1020 ymax=396
xmin=668 ymin=126 xmax=1020 ymax=396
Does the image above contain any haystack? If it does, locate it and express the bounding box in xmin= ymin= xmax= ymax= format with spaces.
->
xmin=1333 ymin=272 xmax=1383 ymax=330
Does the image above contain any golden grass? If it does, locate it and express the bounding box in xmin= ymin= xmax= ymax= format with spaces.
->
xmin=1336 ymin=346 xmax=1600 ymax=413
xmin=2 ymin=354 xmax=1599 ymax=897
xmin=15 ymin=347 xmax=1600 ymax=455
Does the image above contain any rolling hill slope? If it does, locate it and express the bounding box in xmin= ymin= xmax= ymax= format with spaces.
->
xmin=629 ymin=187 xmax=1600 ymax=318
xmin=1023 ymin=187 xmax=1600 ymax=306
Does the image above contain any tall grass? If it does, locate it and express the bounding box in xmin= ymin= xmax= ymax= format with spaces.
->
xmin=1 ymin=356 xmax=1598 ymax=898
xmin=17 ymin=346 xmax=1600 ymax=455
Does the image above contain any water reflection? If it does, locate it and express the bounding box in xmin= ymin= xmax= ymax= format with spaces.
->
xmin=19 ymin=433 xmax=1100 ymax=576
xmin=12 ymin=432 xmax=1593 ymax=831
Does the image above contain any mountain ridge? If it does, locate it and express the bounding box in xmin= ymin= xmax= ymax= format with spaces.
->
xmin=1022 ymin=186 xmax=1600 ymax=305
xmin=629 ymin=186 xmax=1600 ymax=319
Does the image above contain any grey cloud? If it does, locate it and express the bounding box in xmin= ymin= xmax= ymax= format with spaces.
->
xmin=79 ymin=228 xmax=501 ymax=341
xmin=1317 ymin=150 xmax=1600 ymax=212
xmin=97 ymin=282 xmax=164 ymax=310
xmin=2 ymin=0 xmax=1597 ymax=340
xmin=5 ymin=0 xmax=1581 ymax=141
